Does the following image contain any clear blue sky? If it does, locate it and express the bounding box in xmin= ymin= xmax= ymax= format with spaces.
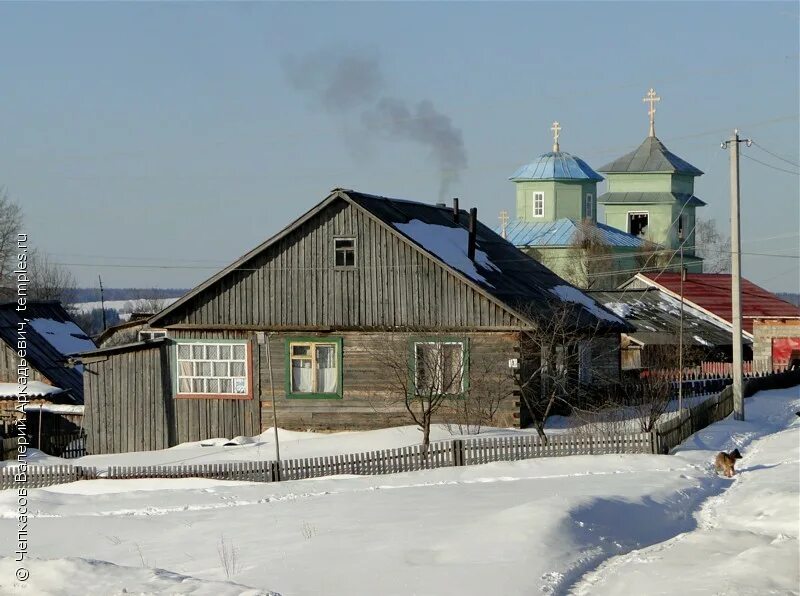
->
xmin=2 ymin=2 xmax=798 ymax=292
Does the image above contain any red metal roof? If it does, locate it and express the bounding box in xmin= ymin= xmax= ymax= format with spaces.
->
xmin=640 ymin=273 xmax=800 ymax=335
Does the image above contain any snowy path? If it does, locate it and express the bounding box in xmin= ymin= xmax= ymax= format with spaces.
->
xmin=570 ymin=423 xmax=800 ymax=595
xmin=0 ymin=387 xmax=797 ymax=595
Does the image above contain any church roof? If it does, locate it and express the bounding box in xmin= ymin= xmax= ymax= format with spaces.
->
xmin=599 ymin=136 xmax=704 ymax=176
xmin=500 ymin=218 xmax=647 ymax=248
xmin=598 ymin=191 xmax=707 ymax=207
xmin=510 ymin=152 xmax=603 ymax=182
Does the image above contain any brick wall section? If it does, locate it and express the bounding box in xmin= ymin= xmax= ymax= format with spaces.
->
xmin=752 ymin=319 xmax=800 ymax=365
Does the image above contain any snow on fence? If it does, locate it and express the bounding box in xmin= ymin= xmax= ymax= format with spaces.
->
xmin=1 ymin=431 xmax=652 ymax=490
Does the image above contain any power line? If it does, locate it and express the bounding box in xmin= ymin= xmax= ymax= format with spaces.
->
xmin=741 ymin=152 xmax=800 ymax=176
xmin=751 ymin=141 xmax=800 ymax=168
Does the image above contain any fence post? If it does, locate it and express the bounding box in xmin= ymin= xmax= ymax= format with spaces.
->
xmin=452 ymin=439 xmax=465 ymax=467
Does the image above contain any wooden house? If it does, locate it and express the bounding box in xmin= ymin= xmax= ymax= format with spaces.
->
xmin=622 ymin=273 xmax=800 ymax=369
xmin=0 ymin=301 xmax=95 ymax=452
xmin=80 ymin=190 xmax=630 ymax=454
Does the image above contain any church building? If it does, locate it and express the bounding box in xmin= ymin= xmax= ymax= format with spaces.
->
xmin=501 ymin=89 xmax=705 ymax=289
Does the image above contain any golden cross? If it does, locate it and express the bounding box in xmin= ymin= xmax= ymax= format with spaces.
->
xmin=499 ymin=210 xmax=509 ymax=239
xmin=643 ymin=88 xmax=661 ymax=137
xmin=550 ymin=121 xmax=561 ymax=152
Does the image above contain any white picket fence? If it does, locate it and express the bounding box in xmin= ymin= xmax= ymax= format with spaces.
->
xmin=1 ymin=431 xmax=653 ymax=490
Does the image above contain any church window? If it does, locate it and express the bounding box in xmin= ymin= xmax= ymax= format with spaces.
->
xmin=628 ymin=212 xmax=649 ymax=237
xmin=533 ymin=192 xmax=544 ymax=217
xmin=584 ymin=193 xmax=594 ymax=219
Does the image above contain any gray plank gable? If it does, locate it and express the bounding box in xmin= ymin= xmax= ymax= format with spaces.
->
xmin=151 ymin=194 xmax=520 ymax=330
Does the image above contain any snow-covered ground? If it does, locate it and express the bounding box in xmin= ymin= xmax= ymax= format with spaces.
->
xmin=72 ymin=298 xmax=180 ymax=321
xmin=0 ymin=387 xmax=797 ymax=595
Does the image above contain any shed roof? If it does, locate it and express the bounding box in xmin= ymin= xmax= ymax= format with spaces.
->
xmin=597 ymin=192 xmax=706 ymax=207
xmin=149 ymin=189 xmax=631 ymax=333
xmin=599 ymin=136 xmax=704 ymax=176
xmin=629 ymin=273 xmax=800 ymax=335
xmin=501 ymin=218 xmax=647 ymax=248
xmin=0 ymin=301 xmax=95 ymax=403
xmin=589 ymin=288 xmax=745 ymax=347
xmin=510 ymin=151 xmax=603 ymax=182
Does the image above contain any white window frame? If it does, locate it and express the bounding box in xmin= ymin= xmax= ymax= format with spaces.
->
xmin=138 ymin=329 xmax=167 ymax=342
xmin=584 ymin=193 xmax=594 ymax=219
xmin=175 ymin=341 xmax=250 ymax=398
xmin=333 ymin=237 xmax=356 ymax=268
xmin=532 ymin=192 xmax=545 ymax=218
xmin=413 ymin=341 xmax=466 ymax=396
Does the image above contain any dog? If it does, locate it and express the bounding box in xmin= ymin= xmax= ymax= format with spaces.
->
xmin=714 ymin=449 xmax=742 ymax=477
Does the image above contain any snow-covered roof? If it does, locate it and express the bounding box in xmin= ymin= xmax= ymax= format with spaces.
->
xmin=393 ymin=219 xmax=501 ymax=287
xmin=29 ymin=318 xmax=96 ymax=356
xmin=0 ymin=381 xmax=65 ymax=398
xmin=0 ymin=301 xmax=94 ymax=403
xmin=589 ymin=288 xmax=744 ymax=347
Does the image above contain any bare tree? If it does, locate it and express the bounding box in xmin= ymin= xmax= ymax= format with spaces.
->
xmin=514 ymin=301 xmax=603 ymax=444
xmin=695 ymin=217 xmax=731 ymax=273
xmin=0 ymin=188 xmax=23 ymax=286
xmin=27 ymin=249 xmax=76 ymax=304
xmin=632 ymin=238 xmax=674 ymax=276
xmin=563 ymin=219 xmax=617 ymax=290
xmin=371 ymin=333 xmax=469 ymax=449
xmin=443 ymin=351 xmax=515 ymax=435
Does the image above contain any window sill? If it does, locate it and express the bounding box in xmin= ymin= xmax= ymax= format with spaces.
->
xmin=286 ymin=392 xmax=343 ymax=400
xmin=175 ymin=393 xmax=253 ymax=400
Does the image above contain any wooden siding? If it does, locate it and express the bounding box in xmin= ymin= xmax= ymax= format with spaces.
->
xmin=84 ymin=339 xmax=261 ymax=454
xmin=157 ymin=199 xmax=518 ymax=330
xmin=0 ymin=341 xmax=47 ymax=384
xmin=266 ymin=330 xmax=519 ymax=430
xmin=84 ymin=344 xmax=170 ymax=455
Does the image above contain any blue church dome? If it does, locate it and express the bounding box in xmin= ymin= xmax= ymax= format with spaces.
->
xmin=510 ymin=151 xmax=603 ymax=182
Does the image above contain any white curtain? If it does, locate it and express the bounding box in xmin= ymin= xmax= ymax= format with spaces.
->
xmin=316 ymin=345 xmax=338 ymax=393
xmin=292 ymin=363 xmax=313 ymax=393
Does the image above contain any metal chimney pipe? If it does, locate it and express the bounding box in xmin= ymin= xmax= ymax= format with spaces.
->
xmin=452 ymin=197 xmax=459 ymax=223
xmin=468 ymin=207 xmax=477 ymax=261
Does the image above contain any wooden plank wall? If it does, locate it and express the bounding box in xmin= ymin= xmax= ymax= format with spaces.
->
xmin=167 ymin=330 xmax=261 ymax=443
xmin=84 ymin=344 xmax=171 ymax=454
xmin=0 ymin=341 xmax=47 ymax=384
xmin=249 ymin=330 xmax=520 ymax=431
xmin=158 ymin=199 xmax=518 ymax=330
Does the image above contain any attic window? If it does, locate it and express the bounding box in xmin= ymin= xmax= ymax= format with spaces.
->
xmin=334 ymin=237 xmax=356 ymax=267
xmin=629 ymin=212 xmax=649 ymax=237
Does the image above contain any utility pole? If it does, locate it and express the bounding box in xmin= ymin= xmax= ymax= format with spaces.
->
xmin=678 ymin=226 xmax=685 ymax=412
xmin=721 ymin=129 xmax=751 ymax=421
xmin=98 ymin=275 xmax=107 ymax=332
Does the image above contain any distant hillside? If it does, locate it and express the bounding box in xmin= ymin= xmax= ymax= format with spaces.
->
xmin=65 ymin=288 xmax=188 ymax=304
xmin=777 ymin=292 xmax=800 ymax=307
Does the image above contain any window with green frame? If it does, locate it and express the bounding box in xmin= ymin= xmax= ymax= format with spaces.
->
xmin=411 ymin=339 xmax=468 ymax=396
xmin=285 ymin=337 xmax=343 ymax=398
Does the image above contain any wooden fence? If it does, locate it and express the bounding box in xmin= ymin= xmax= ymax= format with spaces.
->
xmin=654 ymin=367 xmax=800 ymax=454
xmin=0 ymin=431 xmax=652 ymax=490
xmin=4 ymin=369 xmax=796 ymax=491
